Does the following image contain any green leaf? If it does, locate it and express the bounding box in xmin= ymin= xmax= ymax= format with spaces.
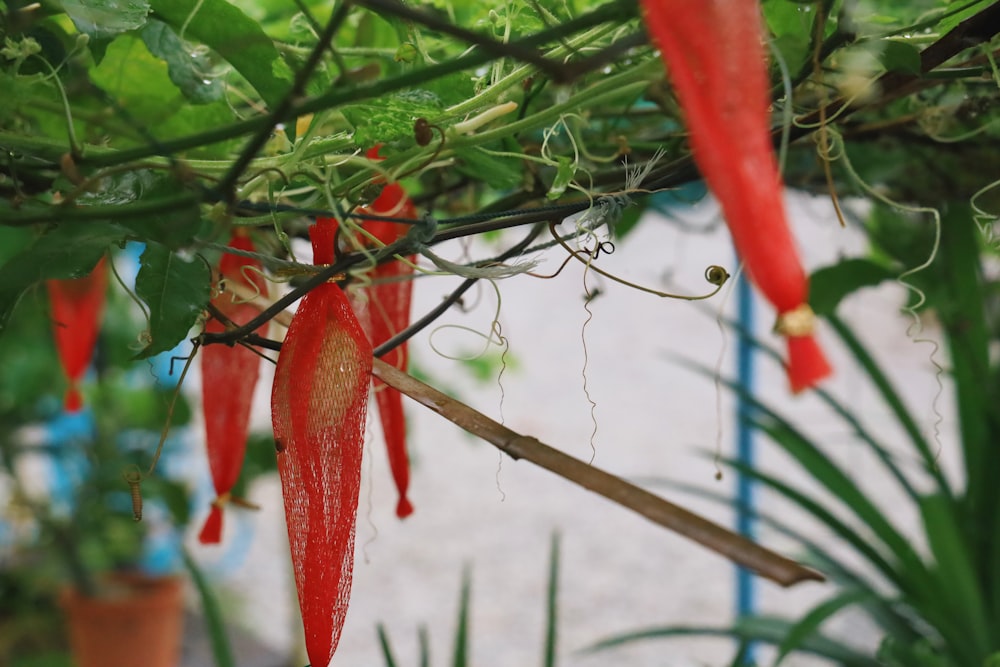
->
xmin=546 ymin=156 xmax=574 ymax=201
xmin=183 ymin=549 xmax=235 ymax=667
xmin=772 ymin=589 xmax=873 ymax=665
xmin=134 ymin=243 xmax=210 ymax=359
xmin=394 ymin=42 xmax=418 ymax=64
xmin=611 ymin=199 xmax=645 ymax=240
xmin=77 ymin=32 xmax=237 ymax=152
xmin=878 ymin=39 xmax=922 ymax=75
xmin=148 ymin=0 xmax=293 ymax=110
xmin=418 ymin=625 xmax=431 ymax=667
xmin=61 ymin=0 xmax=151 ymax=40
xmin=377 ymin=624 xmax=399 ymax=667
xmin=75 ymin=170 xmax=203 ymax=248
xmin=587 ymin=616 xmax=880 ymax=665
xmin=0 ymin=223 xmax=127 ymax=337
xmin=421 ymin=72 xmax=477 ymax=108
xmin=827 ymin=315 xmax=946 ymax=489
xmin=750 ymin=412 xmax=930 ymax=584
xmin=141 ymin=20 xmax=224 ymax=104
xmin=919 ymin=493 xmax=990 ymax=657
xmin=724 ymin=453 xmax=898 ymax=585
xmin=543 ymin=534 xmax=560 ymax=667
xmin=454 ymin=146 xmax=523 ymax=191
xmin=763 ymin=0 xmax=814 ymax=39
xmin=343 ymin=90 xmax=444 ymax=149
xmin=663 ymin=473 xmax=921 ymax=642
xmin=809 ymin=258 xmax=895 ymax=316
xmin=451 ymin=567 xmax=471 ymax=667
xmin=933 ymin=0 xmax=998 ymax=36
xmin=878 ymin=636 xmax=951 ymax=667
xmin=763 ymin=1 xmax=814 ymax=75
xmin=89 ymin=34 xmax=186 ymax=124
xmin=720 ymin=311 xmax=926 ymax=502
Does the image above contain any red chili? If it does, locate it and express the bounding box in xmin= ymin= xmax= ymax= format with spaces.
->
xmin=640 ymin=0 xmax=831 ymax=392
xmin=271 ymin=217 xmax=372 ymax=667
xmin=46 ymin=257 xmax=108 ymax=411
xmin=198 ymin=230 xmax=268 ymax=544
xmin=358 ymin=145 xmax=416 ymax=518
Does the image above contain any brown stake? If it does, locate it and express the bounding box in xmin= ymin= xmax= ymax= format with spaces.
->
xmin=220 ymin=278 xmax=824 ymax=587
xmin=371 ymin=357 xmax=824 ymax=588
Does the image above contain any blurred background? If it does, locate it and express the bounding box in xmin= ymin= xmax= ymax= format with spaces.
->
xmin=0 ymin=189 xmax=955 ymax=666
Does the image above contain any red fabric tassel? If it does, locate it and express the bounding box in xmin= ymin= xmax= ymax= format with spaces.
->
xmin=271 ymin=218 xmax=372 ymax=667
xmin=198 ymin=505 xmax=224 ymax=544
xmin=46 ymin=257 xmax=108 ymax=412
xmin=640 ymin=0 xmax=832 ymax=392
xmin=359 ymin=145 xmax=416 ymax=518
xmin=199 ymin=231 xmax=268 ymax=544
xmin=786 ymin=334 xmax=831 ymax=394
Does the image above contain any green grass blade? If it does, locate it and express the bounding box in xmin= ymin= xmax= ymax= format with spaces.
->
xmin=722 ymin=457 xmax=898 ymax=583
xmin=452 ymin=567 xmax=472 ymax=667
xmin=182 ymin=548 xmax=235 ymax=667
xmin=543 ymin=533 xmax=560 ymax=667
xmin=377 ymin=624 xmax=399 ymax=667
xmin=918 ymin=493 xmax=991 ymax=660
xmin=772 ymin=589 xmax=873 ymax=666
xmin=676 ymin=352 xmax=930 ymax=582
xmin=827 ymin=315 xmax=951 ymax=495
xmin=585 ymin=617 xmax=880 ymax=666
xmin=418 ymin=625 xmax=431 ymax=667
xmin=808 ymin=386 xmax=921 ymax=503
xmin=694 ymin=315 xmax=928 ymax=503
xmin=752 ymin=415 xmax=922 ymax=563
xmin=654 ymin=476 xmax=921 ymax=642
xmin=728 ymin=641 xmax=755 ymax=667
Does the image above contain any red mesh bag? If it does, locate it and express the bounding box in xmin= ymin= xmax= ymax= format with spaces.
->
xmin=640 ymin=0 xmax=832 ymax=392
xmin=271 ymin=217 xmax=372 ymax=667
xmin=358 ymin=145 xmax=417 ymax=518
xmin=198 ymin=231 xmax=268 ymax=544
xmin=46 ymin=257 xmax=108 ymax=412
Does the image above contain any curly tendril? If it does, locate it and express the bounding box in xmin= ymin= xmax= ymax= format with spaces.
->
xmin=540 ymin=222 xmax=729 ymax=300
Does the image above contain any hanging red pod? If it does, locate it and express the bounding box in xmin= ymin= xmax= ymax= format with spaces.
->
xmin=639 ymin=0 xmax=832 ymax=392
xmin=198 ymin=231 xmax=269 ymax=544
xmin=357 ymin=145 xmax=417 ymax=518
xmin=47 ymin=257 xmax=109 ymax=412
xmin=271 ymin=217 xmax=372 ymax=667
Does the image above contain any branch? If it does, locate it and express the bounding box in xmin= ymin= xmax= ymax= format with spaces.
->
xmin=212 ymin=279 xmax=823 ymax=588
xmin=371 ymin=358 xmax=822 ymax=588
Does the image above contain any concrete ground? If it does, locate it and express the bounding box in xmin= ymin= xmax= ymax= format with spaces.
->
xmin=185 ymin=191 xmax=956 ymax=667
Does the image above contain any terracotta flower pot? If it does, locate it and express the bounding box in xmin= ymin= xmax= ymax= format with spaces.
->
xmin=60 ymin=573 xmax=184 ymax=667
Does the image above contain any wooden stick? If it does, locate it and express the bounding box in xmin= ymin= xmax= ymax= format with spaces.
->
xmin=222 ymin=278 xmax=824 ymax=587
xmin=372 ymin=357 xmax=823 ymax=587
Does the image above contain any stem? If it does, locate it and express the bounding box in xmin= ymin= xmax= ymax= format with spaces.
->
xmin=0 ymin=192 xmax=200 ymax=226
xmin=327 ymin=64 xmax=655 ymax=199
xmin=70 ymin=0 xmax=632 ymax=170
xmin=217 ymin=1 xmax=353 ymax=202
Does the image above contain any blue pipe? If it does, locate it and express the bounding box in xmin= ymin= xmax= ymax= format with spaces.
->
xmin=735 ymin=264 xmax=757 ymax=662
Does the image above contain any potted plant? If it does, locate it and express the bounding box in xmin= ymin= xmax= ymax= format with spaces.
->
xmin=0 ymin=248 xmax=193 ymax=667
